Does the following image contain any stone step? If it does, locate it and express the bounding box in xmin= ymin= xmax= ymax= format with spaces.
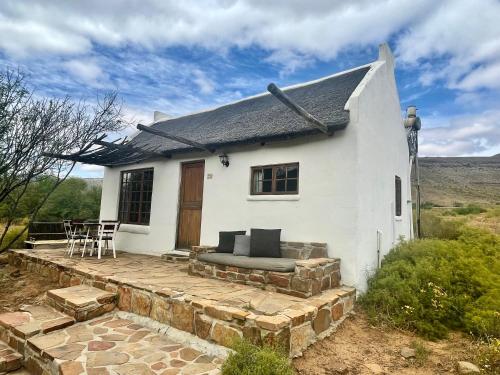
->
xmin=0 ymin=306 xmax=75 ymax=355
xmin=46 ymin=285 xmax=117 ymax=322
xmin=0 ymin=340 xmax=23 ymax=373
xmin=161 ymin=250 xmax=190 ymax=263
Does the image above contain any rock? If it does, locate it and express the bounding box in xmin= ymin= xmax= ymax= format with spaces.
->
xmin=150 ymin=297 xmax=171 ymax=325
xmin=211 ymin=323 xmax=241 ymax=347
xmin=194 ymin=313 xmax=212 ymax=340
xmin=312 ymin=309 xmax=331 ymax=334
xmin=179 ymin=348 xmax=201 ymax=361
xmin=255 ymin=315 xmax=290 ymax=331
xmin=170 ymin=303 xmax=194 ymax=334
xmin=59 ymin=361 xmax=85 ymax=375
xmin=364 ymin=363 xmax=384 ymax=374
xmin=331 ymin=302 xmax=344 ymax=321
xmin=457 ymin=361 xmax=480 ymax=374
xmin=131 ymin=290 xmax=152 ymax=316
xmin=88 ymin=341 xmax=115 ymax=351
xmin=290 ymin=323 xmax=315 ymax=357
xmin=86 ymin=351 xmax=130 ymax=367
xmin=400 ymin=347 xmax=416 ymax=359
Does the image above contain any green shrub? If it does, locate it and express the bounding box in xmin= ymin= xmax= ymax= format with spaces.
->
xmin=475 ymin=338 xmax=500 ymax=374
xmin=411 ymin=340 xmax=431 ymax=367
xmin=420 ymin=202 xmax=435 ymax=210
xmin=221 ymin=339 xmax=294 ymax=375
xmin=359 ymin=227 xmax=500 ymax=340
xmin=420 ymin=212 xmax=464 ymax=239
xmin=453 ymin=204 xmax=486 ymax=216
xmin=0 ymin=226 xmax=27 ymax=249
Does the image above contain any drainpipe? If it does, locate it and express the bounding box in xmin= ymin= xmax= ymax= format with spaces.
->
xmin=376 ymin=230 xmax=383 ymax=268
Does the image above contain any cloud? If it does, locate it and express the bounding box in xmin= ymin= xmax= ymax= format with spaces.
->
xmin=192 ymin=69 xmax=215 ymax=94
xmin=419 ymin=110 xmax=500 ymax=157
xmin=396 ymin=0 xmax=500 ymax=91
xmin=0 ymin=0 xmax=430 ymax=64
xmin=63 ymin=59 xmax=108 ymax=87
xmin=2 ymin=0 xmax=498 ymax=85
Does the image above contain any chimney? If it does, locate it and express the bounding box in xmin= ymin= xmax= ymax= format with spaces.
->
xmin=153 ymin=111 xmax=170 ymax=122
xmin=378 ymin=43 xmax=395 ymax=71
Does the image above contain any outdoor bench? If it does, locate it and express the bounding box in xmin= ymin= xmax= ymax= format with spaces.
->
xmin=188 ymin=241 xmax=341 ymax=298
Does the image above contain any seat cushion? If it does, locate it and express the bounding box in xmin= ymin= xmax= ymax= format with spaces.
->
xmin=197 ymin=253 xmax=296 ymax=272
xmin=216 ymin=231 xmax=246 ymax=253
xmin=249 ymin=228 xmax=281 ymax=257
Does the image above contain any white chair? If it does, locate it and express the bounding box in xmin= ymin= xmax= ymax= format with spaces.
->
xmin=81 ymin=222 xmax=100 ymax=258
xmin=92 ymin=220 xmax=120 ymax=259
xmin=68 ymin=222 xmax=89 ymax=258
xmin=63 ymin=220 xmax=73 ymax=253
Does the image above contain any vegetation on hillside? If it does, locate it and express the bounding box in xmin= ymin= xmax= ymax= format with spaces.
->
xmin=0 ymin=177 xmax=101 ymax=222
xmin=360 ymin=219 xmax=499 ymax=341
xmin=0 ymin=177 xmax=101 ymax=249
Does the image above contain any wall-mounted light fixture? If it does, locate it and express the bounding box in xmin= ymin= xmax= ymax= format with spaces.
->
xmin=219 ymin=153 xmax=229 ymax=167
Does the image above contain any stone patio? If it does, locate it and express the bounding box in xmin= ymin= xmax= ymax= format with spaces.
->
xmin=8 ymin=248 xmax=356 ymax=358
xmin=25 ymin=314 xmax=222 ymax=375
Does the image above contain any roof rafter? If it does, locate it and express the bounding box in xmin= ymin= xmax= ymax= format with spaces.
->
xmin=136 ymin=124 xmax=215 ymax=153
xmin=267 ymin=83 xmax=330 ymax=134
xmin=94 ymin=140 xmax=170 ymax=159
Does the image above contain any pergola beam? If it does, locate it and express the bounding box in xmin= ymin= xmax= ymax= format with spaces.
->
xmin=94 ymin=140 xmax=169 ymax=159
xmin=267 ymin=83 xmax=329 ymax=134
xmin=137 ymin=124 xmax=214 ymax=153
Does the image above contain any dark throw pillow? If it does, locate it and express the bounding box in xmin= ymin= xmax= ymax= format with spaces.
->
xmin=249 ymin=229 xmax=281 ymax=258
xmin=216 ymin=231 xmax=246 ymax=253
xmin=233 ymin=235 xmax=251 ymax=256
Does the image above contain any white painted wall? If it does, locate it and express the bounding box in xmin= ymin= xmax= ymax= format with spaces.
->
xmin=99 ymin=44 xmax=412 ymax=292
xmin=345 ymin=44 xmax=412 ymax=289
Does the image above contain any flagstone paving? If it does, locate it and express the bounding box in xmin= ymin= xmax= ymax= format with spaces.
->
xmin=8 ymin=249 xmax=356 ymax=358
xmin=10 ymin=249 xmax=334 ymax=315
xmin=27 ymin=314 xmax=222 ymax=375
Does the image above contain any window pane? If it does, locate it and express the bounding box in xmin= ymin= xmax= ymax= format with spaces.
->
xmin=119 ymin=168 xmax=154 ymax=225
xmin=276 ymin=180 xmax=285 ymax=192
xmin=129 ymin=212 xmax=138 ymax=222
xmin=287 ymin=166 xmax=298 ymax=178
xmin=276 ymin=167 xmax=285 ymax=179
xmin=287 ymin=179 xmax=297 ymax=192
xmin=253 ymin=170 xmax=263 ymax=192
xmin=263 ymin=168 xmax=272 ymax=180
xmin=395 ymin=176 xmax=402 ymax=216
xmin=262 ymin=180 xmax=272 ymax=192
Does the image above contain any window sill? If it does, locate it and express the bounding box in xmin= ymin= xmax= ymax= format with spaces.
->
xmin=246 ymin=195 xmax=300 ymax=201
xmin=119 ymin=224 xmax=150 ymax=234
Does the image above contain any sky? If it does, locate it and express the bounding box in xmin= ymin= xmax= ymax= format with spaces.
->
xmin=1 ymin=0 xmax=499 ymax=178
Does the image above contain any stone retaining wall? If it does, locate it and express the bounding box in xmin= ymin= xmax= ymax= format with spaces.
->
xmin=8 ymin=250 xmax=355 ymax=358
xmin=189 ymin=246 xmax=341 ymax=298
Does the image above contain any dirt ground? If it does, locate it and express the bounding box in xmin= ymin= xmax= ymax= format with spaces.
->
xmin=293 ymin=311 xmax=479 ymax=375
xmin=0 ymin=254 xmax=59 ymax=313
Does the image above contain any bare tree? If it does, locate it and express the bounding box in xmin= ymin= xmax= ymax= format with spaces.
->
xmin=0 ymin=69 xmax=124 ymax=252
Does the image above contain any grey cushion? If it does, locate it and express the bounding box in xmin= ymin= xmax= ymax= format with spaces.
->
xmin=233 ymin=235 xmax=250 ymax=256
xmin=216 ymin=231 xmax=246 ymax=253
xmin=198 ymin=253 xmax=296 ymax=272
xmin=249 ymin=228 xmax=281 ymax=257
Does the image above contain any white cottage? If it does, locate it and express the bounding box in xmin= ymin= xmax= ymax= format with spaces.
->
xmin=93 ymin=44 xmax=412 ymax=291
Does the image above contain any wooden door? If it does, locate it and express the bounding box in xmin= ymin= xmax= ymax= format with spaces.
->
xmin=176 ymin=161 xmax=205 ymax=249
